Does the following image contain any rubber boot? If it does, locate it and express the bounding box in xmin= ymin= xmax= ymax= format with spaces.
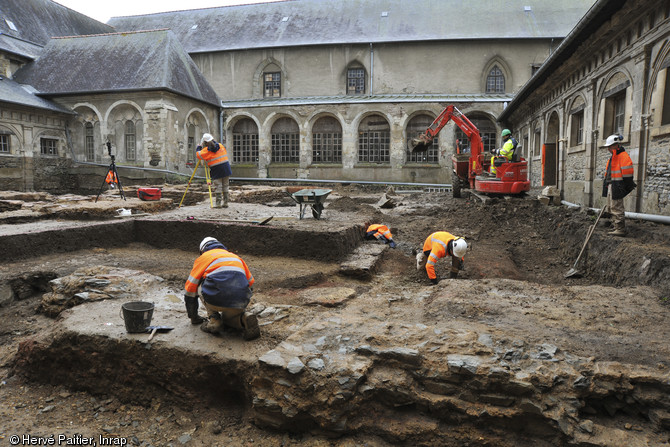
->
xmin=215 ymin=193 xmax=223 ymax=208
xmin=200 ymin=313 xmax=223 ymax=334
xmin=223 ymin=191 xmax=229 ymax=208
xmin=241 ymin=313 xmax=260 ymax=341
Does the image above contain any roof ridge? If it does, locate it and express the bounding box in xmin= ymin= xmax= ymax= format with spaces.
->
xmin=52 ymin=29 xmax=170 ymax=40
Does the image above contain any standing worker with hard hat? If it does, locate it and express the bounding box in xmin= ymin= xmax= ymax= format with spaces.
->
xmin=490 ymin=129 xmax=517 ymax=176
xmin=602 ymin=134 xmax=636 ymax=236
xmin=416 ymin=231 xmax=468 ymax=284
xmin=184 ymin=237 xmax=260 ymax=340
xmin=196 ymin=133 xmax=232 ymax=208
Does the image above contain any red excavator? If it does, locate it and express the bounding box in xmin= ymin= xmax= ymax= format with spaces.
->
xmin=410 ymin=105 xmax=530 ymax=198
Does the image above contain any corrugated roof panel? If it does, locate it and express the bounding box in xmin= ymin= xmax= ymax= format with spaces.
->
xmin=221 ymin=93 xmax=513 ymax=108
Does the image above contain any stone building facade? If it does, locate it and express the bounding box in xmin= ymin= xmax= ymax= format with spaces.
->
xmin=109 ymin=0 xmax=593 ymax=185
xmin=1 ymin=0 xmax=595 ymax=192
xmin=0 ymin=85 xmax=74 ymax=191
xmin=500 ymin=0 xmax=670 ymax=215
xmin=2 ymin=1 xmax=221 ymax=193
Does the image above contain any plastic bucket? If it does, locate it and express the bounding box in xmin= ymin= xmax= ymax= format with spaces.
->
xmin=121 ymin=301 xmax=154 ymax=333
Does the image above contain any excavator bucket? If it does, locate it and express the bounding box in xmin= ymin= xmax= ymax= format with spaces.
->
xmin=409 ymin=134 xmax=432 ymax=152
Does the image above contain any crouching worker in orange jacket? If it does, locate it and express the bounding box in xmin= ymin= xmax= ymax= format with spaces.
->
xmin=365 ymin=223 xmax=397 ymax=248
xmin=105 ymin=171 xmax=118 ymax=189
xmin=184 ymin=237 xmax=260 ymax=340
xmin=416 ymin=231 xmax=468 ymax=284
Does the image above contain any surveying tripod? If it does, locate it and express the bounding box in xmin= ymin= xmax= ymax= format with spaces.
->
xmin=95 ymin=142 xmax=125 ymax=203
xmin=179 ymin=158 xmax=214 ymax=208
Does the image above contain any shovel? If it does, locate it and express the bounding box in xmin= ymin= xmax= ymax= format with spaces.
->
xmin=145 ymin=325 xmax=174 ymax=341
xmin=564 ymin=207 xmax=606 ymax=278
xmin=187 ymin=216 xmax=273 ymax=225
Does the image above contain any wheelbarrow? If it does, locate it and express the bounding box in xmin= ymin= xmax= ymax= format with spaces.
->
xmin=290 ymin=188 xmax=332 ymax=219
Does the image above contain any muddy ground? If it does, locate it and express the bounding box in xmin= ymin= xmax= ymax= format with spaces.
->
xmin=0 ymin=184 xmax=669 ymax=446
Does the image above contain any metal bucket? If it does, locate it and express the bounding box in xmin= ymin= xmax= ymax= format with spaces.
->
xmin=121 ymin=301 xmax=154 ymax=333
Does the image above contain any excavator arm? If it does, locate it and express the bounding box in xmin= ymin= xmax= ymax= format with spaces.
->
xmin=411 ymin=104 xmax=530 ymax=196
xmin=410 ymin=105 xmax=483 ymax=161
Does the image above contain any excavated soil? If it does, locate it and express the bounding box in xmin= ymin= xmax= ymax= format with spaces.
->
xmin=0 ymin=184 xmax=669 ymax=446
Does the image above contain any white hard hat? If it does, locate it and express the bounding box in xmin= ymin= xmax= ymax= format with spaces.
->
xmin=199 ymin=236 xmax=218 ymax=253
xmin=605 ymin=134 xmax=621 ymax=147
xmin=415 ymin=252 xmax=425 ymax=270
xmin=452 ymin=238 xmax=468 ymax=258
xmin=202 ymin=133 xmax=214 ymax=143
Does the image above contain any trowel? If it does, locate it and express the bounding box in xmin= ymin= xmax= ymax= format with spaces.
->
xmin=145 ymin=325 xmax=174 ymax=341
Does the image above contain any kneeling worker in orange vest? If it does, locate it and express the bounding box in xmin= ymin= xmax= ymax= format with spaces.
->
xmin=105 ymin=171 xmax=118 ymax=189
xmin=365 ymin=223 xmax=397 ymax=248
xmin=416 ymin=231 xmax=468 ymax=284
xmin=184 ymin=237 xmax=260 ymax=340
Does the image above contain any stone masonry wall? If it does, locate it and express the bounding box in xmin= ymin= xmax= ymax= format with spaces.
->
xmin=644 ymin=134 xmax=670 ymax=214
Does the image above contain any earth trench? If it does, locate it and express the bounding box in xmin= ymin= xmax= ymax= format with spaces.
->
xmin=0 ymin=184 xmax=669 ymax=447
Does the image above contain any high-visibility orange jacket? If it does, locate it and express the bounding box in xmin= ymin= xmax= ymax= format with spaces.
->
xmin=197 ymin=143 xmax=232 ymax=179
xmin=366 ymin=224 xmax=393 ymax=241
xmin=185 ymin=247 xmax=254 ymax=309
xmin=602 ymin=147 xmax=636 ymax=200
xmin=105 ymin=171 xmax=118 ymax=184
xmin=422 ymin=231 xmax=457 ymax=280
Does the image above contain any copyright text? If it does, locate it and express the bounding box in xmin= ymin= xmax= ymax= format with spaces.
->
xmin=7 ymin=434 xmax=127 ymax=446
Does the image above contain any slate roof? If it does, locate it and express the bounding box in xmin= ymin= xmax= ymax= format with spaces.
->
xmin=0 ymin=75 xmax=72 ymax=113
xmin=0 ymin=35 xmax=43 ymax=60
xmin=108 ymin=0 xmax=596 ymax=54
xmin=0 ymin=0 xmax=114 ymax=58
xmin=498 ymin=0 xmax=625 ymax=122
xmin=11 ymin=30 xmax=220 ymax=106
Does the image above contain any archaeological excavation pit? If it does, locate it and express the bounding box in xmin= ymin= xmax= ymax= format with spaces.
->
xmin=1 ymin=191 xmax=670 ymax=447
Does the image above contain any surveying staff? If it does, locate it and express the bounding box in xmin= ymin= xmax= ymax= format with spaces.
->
xmin=196 ymin=133 xmax=232 ymax=208
xmin=184 ymin=237 xmax=260 ymax=340
xmin=365 ymin=224 xmax=397 ymax=248
xmin=490 ymin=129 xmax=517 ymax=176
xmin=416 ymin=231 xmax=468 ymax=284
xmin=602 ymin=134 xmax=636 ymax=236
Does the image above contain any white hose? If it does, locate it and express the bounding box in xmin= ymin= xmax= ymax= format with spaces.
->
xmin=560 ymin=200 xmax=670 ymax=225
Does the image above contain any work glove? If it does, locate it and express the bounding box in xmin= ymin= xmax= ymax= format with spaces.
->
xmin=184 ymin=295 xmax=205 ymax=324
xmin=430 ymin=278 xmax=439 ymax=285
xmin=389 ymin=240 xmax=397 ymax=249
xmin=196 ymin=145 xmax=202 ymax=151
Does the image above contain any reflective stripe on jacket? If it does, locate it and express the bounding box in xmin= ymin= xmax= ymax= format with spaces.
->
xmin=422 ymin=231 xmax=457 ymax=280
xmin=185 ymin=248 xmax=254 ymax=308
xmin=197 ymin=143 xmax=233 ymax=179
xmin=602 ymin=149 xmax=636 ymax=200
xmin=366 ymin=224 xmax=392 ymax=241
